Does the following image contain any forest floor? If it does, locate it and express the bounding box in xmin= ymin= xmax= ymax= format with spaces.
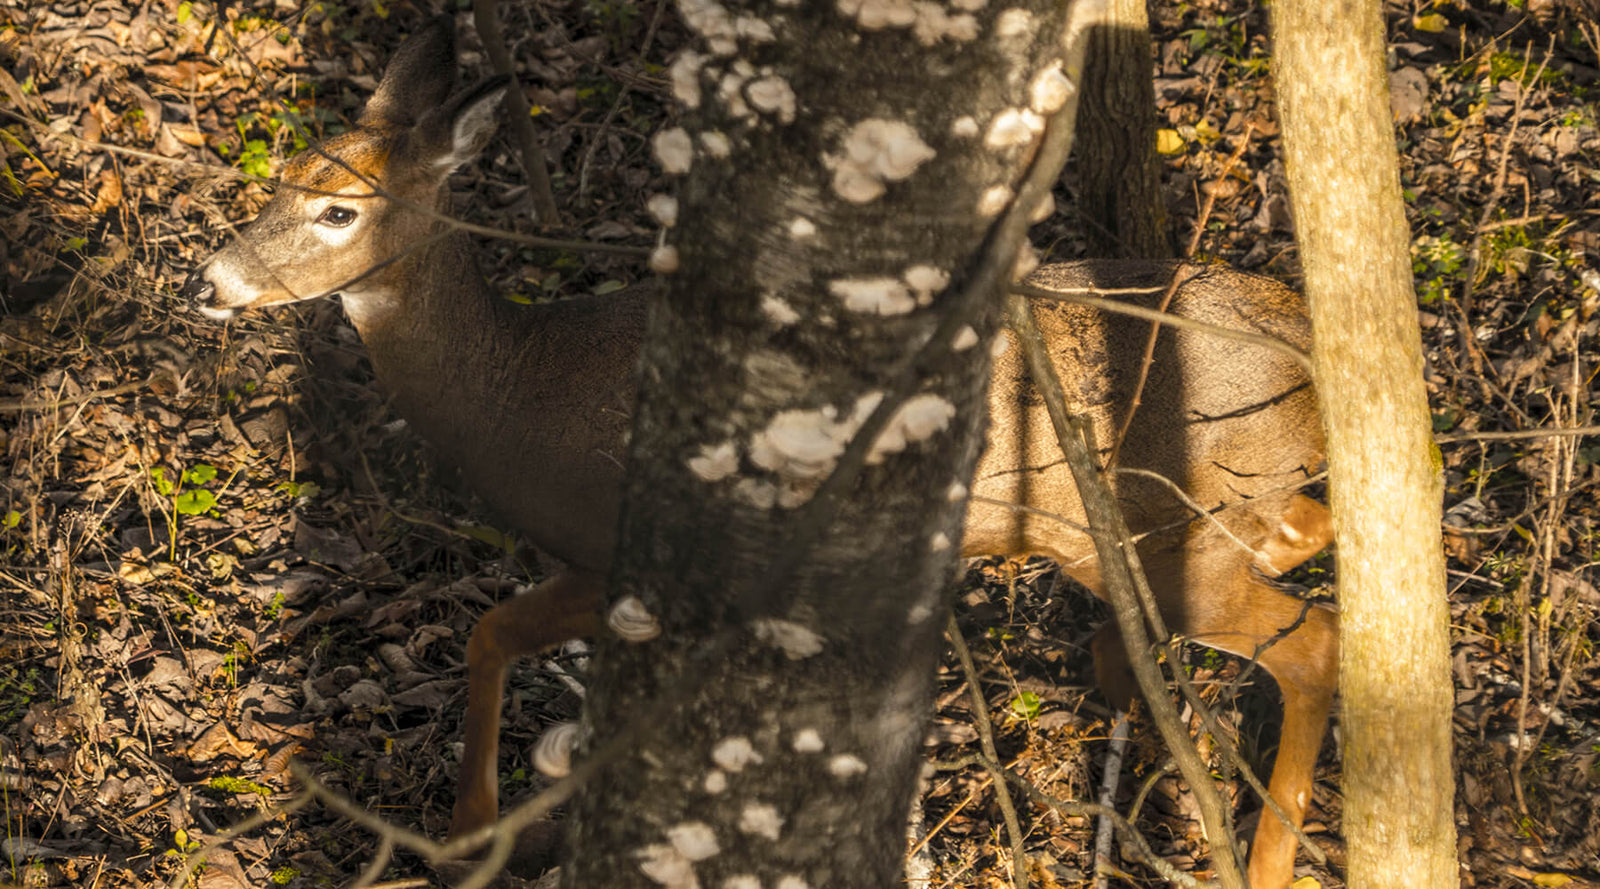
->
xmin=3 ymin=0 xmax=1600 ymax=887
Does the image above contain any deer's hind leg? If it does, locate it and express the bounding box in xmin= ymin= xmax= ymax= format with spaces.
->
xmin=1089 ymin=494 xmax=1336 ymax=889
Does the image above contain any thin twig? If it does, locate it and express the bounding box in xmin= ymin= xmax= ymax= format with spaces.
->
xmin=576 ymin=0 xmax=669 ymax=200
xmin=0 ymin=372 xmax=173 ymax=413
xmin=1091 ymin=712 xmax=1130 ymax=889
xmin=164 ymin=790 xmax=315 ymax=889
xmin=1435 ymin=424 xmax=1600 ymax=443
xmin=932 ymin=752 xmax=1217 ymax=889
xmin=947 ymin=616 xmax=1029 ymax=889
xmin=1011 ymin=280 xmax=1313 ymax=373
xmin=1004 ymin=293 xmax=1246 ymax=888
xmin=474 ymin=0 xmax=560 ymax=224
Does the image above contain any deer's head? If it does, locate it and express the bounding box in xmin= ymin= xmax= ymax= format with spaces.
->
xmin=182 ymin=16 xmax=506 ymax=321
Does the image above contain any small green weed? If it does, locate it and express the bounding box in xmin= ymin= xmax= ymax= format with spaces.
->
xmin=150 ymin=463 xmax=228 ymax=560
xmin=1412 ymin=234 xmax=1465 ymax=304
xmin=1008 ymin=691 xmax=1042 ymax=722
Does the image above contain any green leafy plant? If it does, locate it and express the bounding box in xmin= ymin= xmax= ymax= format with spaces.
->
xmin=150 ymin=463 xmax=225 ymax=560
xmin=1412 ymin=234 xmax=1465 ymax=304
xmin=1007 ymin=691 xmax=1042 ymax=722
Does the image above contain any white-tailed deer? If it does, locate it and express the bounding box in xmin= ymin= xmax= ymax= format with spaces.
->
xmin=181 ymin=18 xmax=1335 ymax=889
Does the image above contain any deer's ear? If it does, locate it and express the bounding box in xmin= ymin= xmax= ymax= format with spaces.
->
xmin=361 ymin=14 xmax=459 ymax=128
xmin=410 ymin=77 xmax=509 ymax=174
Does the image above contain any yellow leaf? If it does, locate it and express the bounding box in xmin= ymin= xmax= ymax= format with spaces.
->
xmin=1533 ymin=874 xmax=1574 ymax=887
xmin=1156 ymin=129 xmax=1186 ymax=155
xmin=1290 ymin=878 xmax=1322 ymax=889
xmin=1413 ymin=13 xmax=1448 ymax=32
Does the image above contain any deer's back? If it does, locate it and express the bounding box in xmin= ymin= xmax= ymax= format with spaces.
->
xmin=966 ymin=260 xmax=1324 ymax=569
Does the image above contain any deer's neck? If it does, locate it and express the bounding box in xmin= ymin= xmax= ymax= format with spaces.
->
xmin=345 ymin=230 xmax=648 ymax=573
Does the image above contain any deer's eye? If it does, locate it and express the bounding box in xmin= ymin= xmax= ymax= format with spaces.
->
xmin=318 ymin=206 xmax=358 ymax=227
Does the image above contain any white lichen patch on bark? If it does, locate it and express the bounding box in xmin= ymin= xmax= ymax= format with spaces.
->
xmin=738 ymin=803 xmax=785 ymax=841
xmin=668 ymin=822 xmax=721 ymax=861
xmin=866 ymin=393 xmax=957 ymax=464
xmin=929 ymin=531 xmax=951 ymax=552
xmin=837 ymin=0 xmax=916 ymax=29
xmin=977 ymin=184 xmax=1011 ymax=217
xmin=637 ymin=844 xmax=699 ymax=889
xmin=734 ymin=15 xmax=776 ymax=42
xmin=703 ymin=769 xmax=729 ymax=794
xmin=650 ymin=245 xmax=681 ymax=274
xmin=711 ymin=736 xmax=764 ymax=772
xmin=687 ymin=440 xmax=740 ymax=482
xmin=902 ymin=264 xmax=949 ymax=306
xmin=789 ymin=216 xmax=818 ymax=239
xmin=718 ymin=71 xmax=751 ymax=118
xmin=669 ymin=50 xmax=707 ymax=107
xmin=749 ymin=404 xmax=856 ymax=482
xmin=1029 ymin=192 xmax=1055 ymax=223
xmin=824 ymin=119 xmax=935 ymax=204
xmin=950 ymin=115 xmax=979 ymax=138
xmin=946 ymin=481 xmax=969 ymax=502
xmin=911 ymin=3 xmax=979 ymax=44
xmin=761 ymin=294 xmax=801 ymax=325
xmin=653 ymin=127 xmax=694 ymax=174
xmin=907 ymin=601 xmax=935 ymax=625
xmin=990 ymin=328 xmax=1013 ymax=358
xmin=723 ymin=877 xmax=761 ymax=889
xmin=775 ymin=877 xmax=812 ymax=889
xmin=984 ymin=107 xmax=1044 ymax=150
xmin=828 ymin=754 xmax=869 ymax=777
xmin=648 ymin=194 xmax=680 ymax=227
xmin=532 ymin=722 xmax=582 ymax=777
xmin=791 ymin=728 xmax=825 ymax=753
xmin=748 ymin=390 xmax=954 ymax=505
xmin=828 ymin=277 xmax=915 ymax=316
xmin=952 ymin=326 xmax=979 ymax=351
xmin=1029 ymin=62 xmax=1074 ymax=114
xmin=676 ymin=0 xmax=739 ymax=55
xmin=1012 ymin=243 xmax=1039 ymax=280
xmin=746 ymin=76 xmax=797 ymax=124
xmin=608 ymin=595 xmax=663 ymax=642
xmin=751 ymin=618 xmax=826 ymax=659
xmin=993 ymin=7 xmax=1033 ymax=37
xmin=700 ymin=130 xmax=733 ymax=158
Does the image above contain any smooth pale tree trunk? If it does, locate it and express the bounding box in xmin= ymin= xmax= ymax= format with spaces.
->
xmin=1072 ymin=0 xmax=1172 ymax=258
xmin=563 ymin=3 xmax=1089 ymax=885
xmin=1271 ymin=0 xmax=1459 ymax=885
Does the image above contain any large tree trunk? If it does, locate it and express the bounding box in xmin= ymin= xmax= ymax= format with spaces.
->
xmin=1271 ymin=0 xmax=1459 ymax=885
xmin=1071 ymin=0 xmax=1172 ymax=258
xmin=563 ymin=3 xmax=1088 ymax=885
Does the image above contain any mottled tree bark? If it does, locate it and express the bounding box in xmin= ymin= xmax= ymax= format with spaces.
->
xmin=1071 ymin=0 xmax=1172 ymax=258
xmin=563 ymin=2 xmax=1089 ymax=886
xmin=1271 ymin=0 xmax=1459 ymax=886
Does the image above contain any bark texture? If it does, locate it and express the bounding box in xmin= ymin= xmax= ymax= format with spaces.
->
xmin=1071 ymin=0 xmax=1172 ymax=258
xmin=563 ymin=3 xmax=1084 ymax=886
xmin=1271 ymin=1 xmax=1459 ymax=885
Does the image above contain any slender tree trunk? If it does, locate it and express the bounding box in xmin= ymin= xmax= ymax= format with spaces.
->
xmin=1271 ymin=1 xmax=1458 ymax=885
xmin=1071 ymin=0 xmax=1172 ymax=258
xmin=563 ymin=3 xmax=1089 ymax=885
